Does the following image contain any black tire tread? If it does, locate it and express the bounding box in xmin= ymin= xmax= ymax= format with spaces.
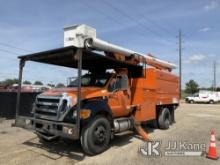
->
xmin=158 ymin=108 xmax=171 ymax=130
xmin=80 ymin=115 xmax=111 ymax=155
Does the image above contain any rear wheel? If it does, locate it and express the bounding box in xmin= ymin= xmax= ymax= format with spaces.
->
xmin=189 ymin=100 xmax=194 ymax=104
xmin=158 ymin=108 xmax=171 ymax=130
xmin=209 ymin=100 xmax=214 ymax=104
xmin=80 ymin=116 xmax=111 ymax=155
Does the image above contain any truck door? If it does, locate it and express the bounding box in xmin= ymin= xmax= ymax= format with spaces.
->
xmin=107 ymin=75 xmax=131 ymax=117
xmin=193 ymin=93 xmax=200 ymax=102
xmin=199 ymin=93 xmax=208 ymax=102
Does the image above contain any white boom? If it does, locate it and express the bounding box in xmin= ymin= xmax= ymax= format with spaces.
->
xmin=84 ymin=38 xmax=176 ymax=69
xmin=64 ymin=24 xmax=176 ymax=70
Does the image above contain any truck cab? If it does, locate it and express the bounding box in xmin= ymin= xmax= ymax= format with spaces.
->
xmin=35 ymin=71 xmax=131 ymax=123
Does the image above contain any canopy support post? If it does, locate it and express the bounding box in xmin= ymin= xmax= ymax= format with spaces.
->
xmin=76 ymin=49 xmax=82 ymax=138
xmin=15 ymin=59 xmax=25 ymax=124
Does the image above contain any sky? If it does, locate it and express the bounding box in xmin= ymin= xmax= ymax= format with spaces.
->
xmin=0 ymin=0 xmax=219 ymax=88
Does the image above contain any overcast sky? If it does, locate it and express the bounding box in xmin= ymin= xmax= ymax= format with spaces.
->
xmin=0 ymin=0 xmax=219 ymax=88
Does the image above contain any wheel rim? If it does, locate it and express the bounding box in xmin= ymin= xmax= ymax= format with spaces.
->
xmin=93 ymin=125 xmax=107 ymax=145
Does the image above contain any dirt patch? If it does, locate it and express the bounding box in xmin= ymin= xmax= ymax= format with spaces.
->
xmin=0 ymin=131 xmax=7 ymax=134
xmin=0 ymin=117 xmax=6 ymax=123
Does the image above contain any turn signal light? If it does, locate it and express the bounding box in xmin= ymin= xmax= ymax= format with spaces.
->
xmin=80 ymin=109 xmax=91 ymax=119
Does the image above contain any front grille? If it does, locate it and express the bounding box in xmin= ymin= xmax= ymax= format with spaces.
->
xmin=35 ymin=96 xmax=61 ymax=118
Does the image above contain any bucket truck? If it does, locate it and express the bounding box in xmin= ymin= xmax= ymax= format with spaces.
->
xmin=15 ymin=24 xmax=179 ymax=155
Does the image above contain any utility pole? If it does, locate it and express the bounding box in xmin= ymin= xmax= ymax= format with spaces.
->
xmin=178 ymin=30 xmax=182 ymax=99
xmin=213 ymin=61 xmax=216 ymax=91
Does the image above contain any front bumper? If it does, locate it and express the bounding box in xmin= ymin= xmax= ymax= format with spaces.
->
xmin=15 ymin=116 xmax=79 ymax=140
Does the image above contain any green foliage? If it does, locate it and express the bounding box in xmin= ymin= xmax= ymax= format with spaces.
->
xmin=185 ymin=79 xmax=199 ymax=94
xmin=23 ymin=80 xmax=32 ymax=85
xmin=56 ymin=83 xmax=65 ymax=88
xmin=34 ymin=81 xmax=43 ymax=85
xmin=0 ymin=78 xmax=18 ymax=86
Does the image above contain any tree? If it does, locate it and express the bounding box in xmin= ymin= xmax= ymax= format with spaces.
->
xmin=185 ymin=79 xmax=199 ymax=94
xmin=56 ymin=83 xmax=65 ymax=88
xmin=34 ymin=81 xmax=43 ymax=85
xmin=216 ymin=87 xmax=220 ymax=91
xmin=23 ymin=80 xmax=32 ymax=85
xmin=0 ymin=78 xmax=18 ymax=86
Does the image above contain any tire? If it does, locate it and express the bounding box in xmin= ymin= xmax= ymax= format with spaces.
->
xmin=189 ymin=100 xmax=194 ymax=104
xmin=209 ymin=100 xmax=214 ymax=104
xmin=80 ymin=116 xmax=111 ymax=156
xmin=158 ymin=108 xmax=171 ymax=130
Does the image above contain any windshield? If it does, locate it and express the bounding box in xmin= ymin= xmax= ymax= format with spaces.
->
xmin=68 ymin=73 xmax=112 ymax=87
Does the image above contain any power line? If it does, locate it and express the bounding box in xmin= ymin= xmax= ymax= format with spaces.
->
xmin=213 ymin=61 xmax=216 ymax=91
xmin=123 ymin=1 xmax=175 ymax=38
xmin=81 ymin=1 xmax=123 ymax=25
xmin=101 ymin=0 xmax=174 ymax=43
xmin=0 ymin=48 xmax=20 ymax=55
xmin=81 ymin=1 xmax=161 ymax=43
xmin=0 ymin=42 xmax=32 ymax=53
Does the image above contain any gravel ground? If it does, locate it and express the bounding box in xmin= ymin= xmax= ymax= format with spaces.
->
xmin=0 ymin=104 xmax=220 ymax=165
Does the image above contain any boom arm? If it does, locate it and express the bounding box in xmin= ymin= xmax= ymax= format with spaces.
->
xmin=85 ymin=38 xmax=176 ymax=70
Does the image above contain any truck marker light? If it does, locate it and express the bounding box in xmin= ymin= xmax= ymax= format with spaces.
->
xmin=101 ymin=90 xmax=107 ymax=93
xmin=80 ymin=109 xmax=91 ymax=119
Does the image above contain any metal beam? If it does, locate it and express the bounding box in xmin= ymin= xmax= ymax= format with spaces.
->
xmin=178 ymin=30 xmax=182 ymax=99
xmin=15 ymin=59 xmax=25 ymax=123
xmin=76 ymin=49 xmax=82 ymax=137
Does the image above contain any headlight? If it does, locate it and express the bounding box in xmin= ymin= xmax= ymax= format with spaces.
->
xmin=62 ymin=93 xmax=77 ymax=107
xmin=60 ymin=99 xmax=68 ymax=112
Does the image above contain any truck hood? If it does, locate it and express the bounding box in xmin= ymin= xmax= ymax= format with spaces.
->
xmin=40 ymin=87 xmax=109 ymax=99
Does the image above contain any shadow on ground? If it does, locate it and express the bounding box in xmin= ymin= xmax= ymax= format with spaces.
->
xmin=23 ymin=125 xmax=155 ymax=162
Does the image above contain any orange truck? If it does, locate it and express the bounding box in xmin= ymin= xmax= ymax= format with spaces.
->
xmin=15 ymin=24 xmax=179 ymax=155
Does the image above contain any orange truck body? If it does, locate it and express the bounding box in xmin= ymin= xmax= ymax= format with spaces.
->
xmin=131 ymin=68 xmax=179 ymax=121
xmin=15 ymin=43 xmax=179 ymax=155
xmin=41 ymin=67 xmax=179 ymax=123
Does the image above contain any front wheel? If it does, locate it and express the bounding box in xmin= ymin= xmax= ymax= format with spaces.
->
xmin=189 ymin=100 xmax=194 ymax=104
xmin=80 ymin=116 xmax=111 ymax=155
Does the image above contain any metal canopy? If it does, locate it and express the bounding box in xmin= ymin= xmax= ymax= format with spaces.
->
xmin=18 ymin=46 xmax=143 ymax=72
